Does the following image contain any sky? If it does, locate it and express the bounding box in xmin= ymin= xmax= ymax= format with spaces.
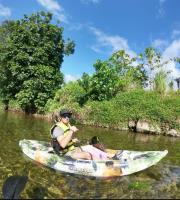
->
xmin=0 ymin=0 xmax=180 ymax=83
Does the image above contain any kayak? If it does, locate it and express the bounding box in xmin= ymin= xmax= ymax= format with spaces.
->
xmin=19 ymin=139 xmax=168 ymax=178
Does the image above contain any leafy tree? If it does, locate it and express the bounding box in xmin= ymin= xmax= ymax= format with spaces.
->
xmin=45 ymin=81 xmax=85 ymax=112
xmin=79 ymin=59 xmax=121 ymax=101
xmin=109 ymin=50 xmax=148 ymax=90
xmin=77 ymin=72 xmax=91 ymax=104
xmin=0 ymin=11 xmax=75 ymax=113
xmin=138 ymin=47 xmax=169 ymax=89
xmin=0 ymin=20 xmax=16 ymax=109
xmin=79 ymin=50 xmax=148 ymax=101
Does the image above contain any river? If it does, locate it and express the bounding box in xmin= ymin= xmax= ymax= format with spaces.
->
xmin=0 ymin=110 xmax=180 ymax=198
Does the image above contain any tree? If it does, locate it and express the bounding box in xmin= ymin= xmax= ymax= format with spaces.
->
xmin=0 ymin=11 xmax=75 ymax=113
xmin=0 ymin=20 xmax=16 ymax=110
xmin=89 ymin=59 xmax=121 ymax=101
xmin=138 ymin=47 xmax=169 ymax=89
xmin=110 ymin=50 xmax=148 ymax=90
xmin=79 ymin=50 xmax=148 ymax=101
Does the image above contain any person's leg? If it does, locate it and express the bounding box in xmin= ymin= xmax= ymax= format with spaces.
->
xmin=67 ymin=147 xmax=92 ymax=160
xmin=71 ymin=151 xmax=92 ymax=160
xmin=81 ymin=145 xmax=112 ymax=160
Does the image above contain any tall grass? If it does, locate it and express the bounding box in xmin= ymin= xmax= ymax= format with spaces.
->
xmin=153 ymin=70 xmax=167 ymax=96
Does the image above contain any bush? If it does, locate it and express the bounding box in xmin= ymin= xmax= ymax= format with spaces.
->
xmin=79 ymin=90 xmax=180 ymax=131
xmin=45 ymin=84 xmax=180 ymax=131
xmin=45 ymin=81 xmax=86 ymax=113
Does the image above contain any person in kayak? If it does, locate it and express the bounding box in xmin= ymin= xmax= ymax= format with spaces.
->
xmin=50 ymin=109 xmax=115 ymax=160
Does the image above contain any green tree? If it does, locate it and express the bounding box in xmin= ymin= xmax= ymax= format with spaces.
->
xmin=45 ymin=81 xmax=85 ymax=113
xmin=0 ymin=11 xmax=75 ymax=113
xmin=77 ymin=72 xmax=91 ymax=104
xmin=90 ymin=59 xmax=120 ymax=100
xmin=138 ymin=47 xmax=169 ymax=89
xmin=0 ymin=20 xmax=16 ymax=109
xmin=79 ymin=50 xmax=148 ymax=101
xmin=110 ymin=50 xmax=148 ymax=90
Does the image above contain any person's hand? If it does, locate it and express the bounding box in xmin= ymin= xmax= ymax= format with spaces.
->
xmin=70 ymin=126 xmax=79 ymax=133
xmin=72 ymin=138 xmax=80 ymax=143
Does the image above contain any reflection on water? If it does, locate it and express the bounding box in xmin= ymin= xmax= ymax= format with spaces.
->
xmin=0 ymin=111 xmax=180 ymax=198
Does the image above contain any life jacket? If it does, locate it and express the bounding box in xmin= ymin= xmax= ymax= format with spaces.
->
xmin=50 ymin=122 xmax=75 ymax=154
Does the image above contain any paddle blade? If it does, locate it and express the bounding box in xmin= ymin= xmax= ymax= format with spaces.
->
xmin=2 ymin=175 xmax=28 ymax=199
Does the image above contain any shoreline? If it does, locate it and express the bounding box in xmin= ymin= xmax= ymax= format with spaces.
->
xmin=2 ymin=107 xmax=180 ymax=138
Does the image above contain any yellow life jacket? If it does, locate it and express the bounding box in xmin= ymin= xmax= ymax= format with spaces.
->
xmin=50 ymin=122 xmax=75 ymax=154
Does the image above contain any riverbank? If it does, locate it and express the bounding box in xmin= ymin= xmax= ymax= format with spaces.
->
xmin=1 ymin=91 xmax=180 ymax=138
xmin=46 ymin=90 xmax=179 ymax=137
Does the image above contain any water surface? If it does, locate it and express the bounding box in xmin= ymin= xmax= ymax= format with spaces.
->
xmin=0 ymin=111 xmax=180 ymax=199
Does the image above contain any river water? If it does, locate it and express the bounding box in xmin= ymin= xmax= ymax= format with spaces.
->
xmin=0 ymin=110 xmax=180 ymax=199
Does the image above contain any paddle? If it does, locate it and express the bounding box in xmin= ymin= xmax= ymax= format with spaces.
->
xmin=2 ymin=175 xmax=28 ymax=199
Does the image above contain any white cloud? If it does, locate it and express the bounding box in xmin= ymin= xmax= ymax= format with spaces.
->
xmin=68 ymin=23 xmax=83 ymax=31
xmin=89 ymin=26 xmax=136 ymax=57
xmin=162 ymin=39 xmax=180 ymax=78
xmin=64 ymin=74 xmax=79 ymax=83
xmin=152 ymin=39 xmax=168 ymax=49
xmin=157 ymin=0 xmax=166 ymax=18
xmin=0 ymin=4 xmax=11 ymax=18
xmin=163 ymin=39 xmax=180 ymax=58
xmin=90 ymin=45 xmax=103 ymax=53
xmin=81 ymin=0 xmax=101 ymax=4
xmin=172 ymin=30 xmax=180 ymax=39
xmin=37 ymin=0 xmax=61 ymax=11
xmin=36 ymin=0 xmax=68 ymax=23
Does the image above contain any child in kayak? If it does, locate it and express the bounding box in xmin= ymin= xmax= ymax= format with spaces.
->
xmin=50 ymin=109 xmax=115 ymax=160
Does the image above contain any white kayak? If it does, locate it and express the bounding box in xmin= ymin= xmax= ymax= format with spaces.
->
xmin=19 ymin=139 xmax=168 ymax=177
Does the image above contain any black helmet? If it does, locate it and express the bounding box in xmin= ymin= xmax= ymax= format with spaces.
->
xmin=59 ymin=109 xmax=72 ymax=117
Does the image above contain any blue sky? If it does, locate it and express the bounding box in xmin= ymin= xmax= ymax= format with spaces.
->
xmin=0 ymin=0 xmax=180 ymax=83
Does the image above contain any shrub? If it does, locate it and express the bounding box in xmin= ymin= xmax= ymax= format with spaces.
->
xmin=45 ymin=81 xmax=86 ymax=113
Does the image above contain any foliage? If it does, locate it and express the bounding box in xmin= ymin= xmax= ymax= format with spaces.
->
xmin=174 ymin=57 xmax=180 ymax=63
xmin=78 ymin=90 xmax=180 ymax=130
xmin=128 ymin=181 xmax=151 ymax=190
xmin=79 ymin=50 xmax=148 ymax=102
xmin=153 ymin=69 xmax=167 ymax=96
xmin=110 ymin=50 xmax=148 ymax=89
xmin=82 ymin=100 xmax=119 ymax=127
xmin=0 ymin=20 xmax=16 ymax=103
xmin=0 ymin=11 xmax=75 ymax=113
xmin=138 ymin=47 xmax=170 ymax=90
xmin=114 ymin=90 xmax=180 ymax=128
xmin=45 ymin=81 xmax=85 ymax=113
xmin=168 ymin=81 xmax=174 ymax=91
xmin=87 ymin=59 xmax=121 ymax=101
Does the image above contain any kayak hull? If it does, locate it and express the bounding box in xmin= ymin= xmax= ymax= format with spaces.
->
xmin=19 ymin=139 xmax=168 ymax=177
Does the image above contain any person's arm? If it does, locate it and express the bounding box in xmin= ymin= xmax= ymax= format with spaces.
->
xmin=56 ymin=126 xmax=79 ymax=148
xmin=57 ymin=129 xmax=74 ymax=148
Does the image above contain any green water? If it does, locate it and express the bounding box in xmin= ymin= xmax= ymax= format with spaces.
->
xmin=0 ymin=111 xmax=180 ymax=199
